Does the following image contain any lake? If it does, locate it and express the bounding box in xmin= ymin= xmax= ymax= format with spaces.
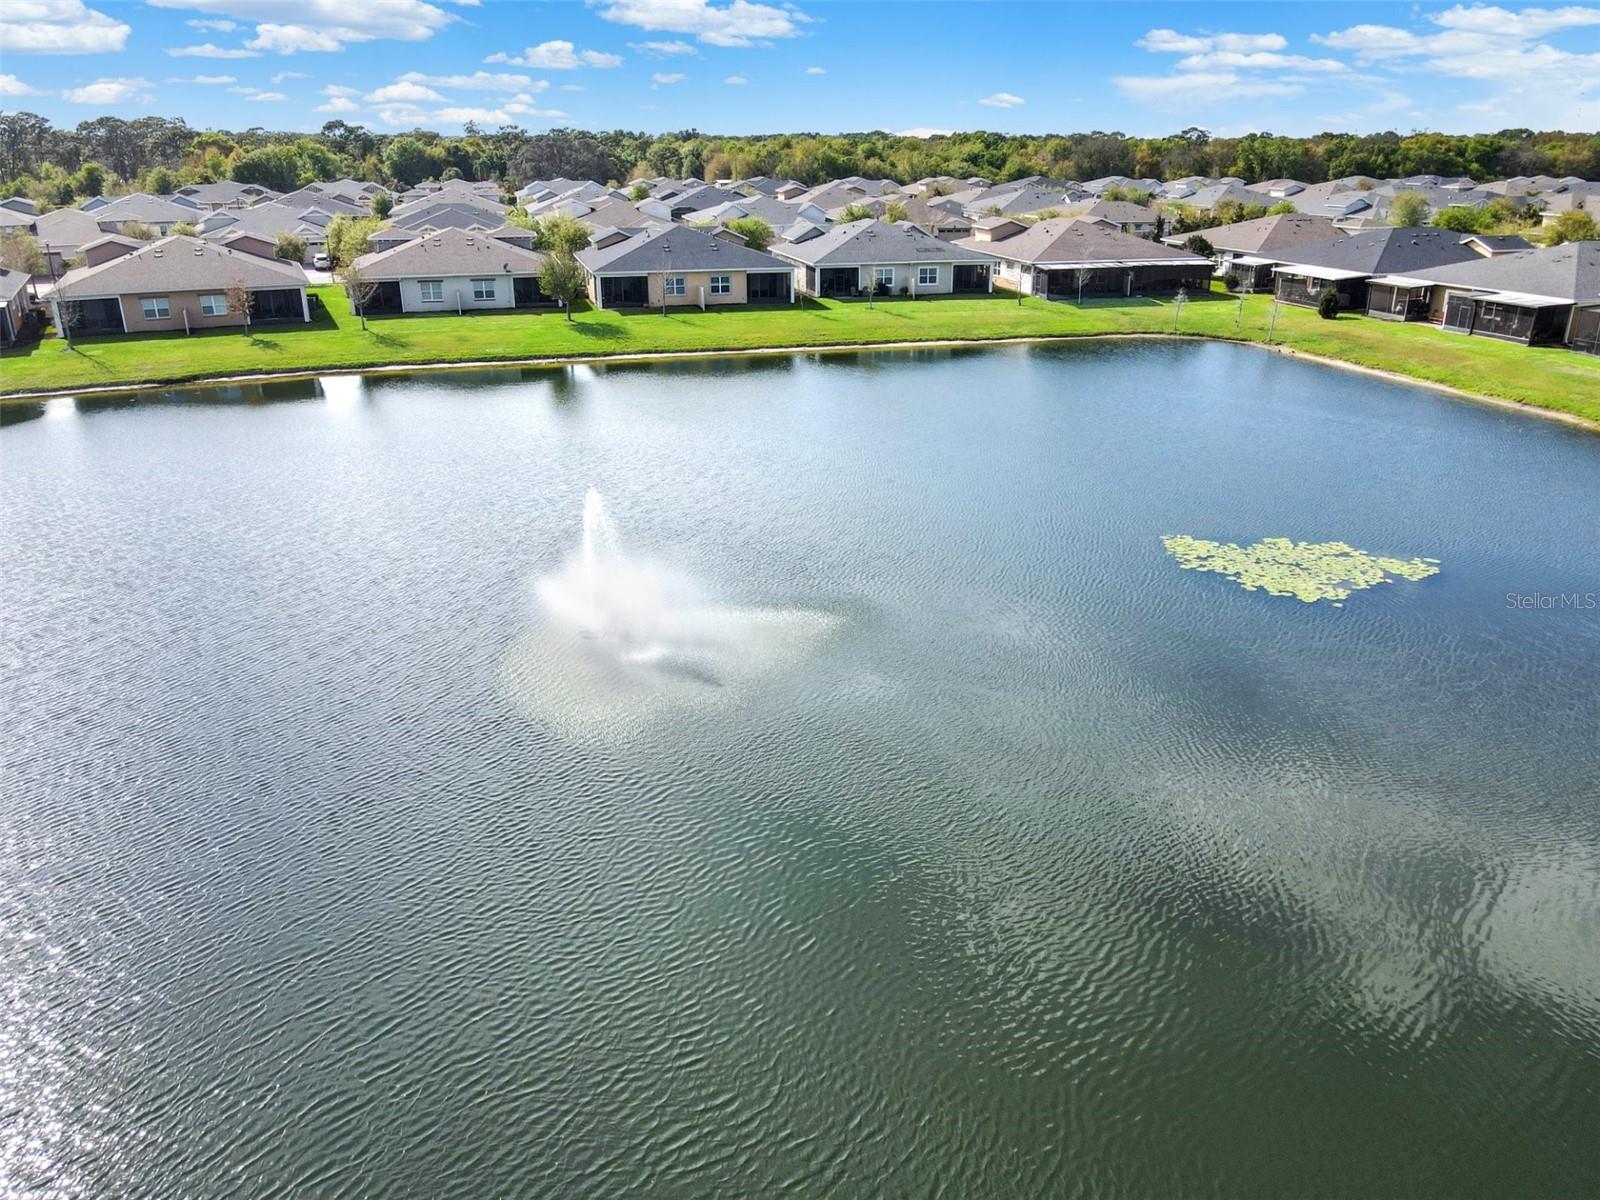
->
xmin=2 ymin=341 xmax=1597 ymax=1198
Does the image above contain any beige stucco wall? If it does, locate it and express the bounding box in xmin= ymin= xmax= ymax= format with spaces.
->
xmin=648 ymin=269 xmax=750 ymax=307
xmin=114 ymin=287 xmax=305 ymax=332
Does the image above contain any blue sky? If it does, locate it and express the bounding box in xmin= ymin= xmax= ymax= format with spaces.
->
xmin=2 ymin=1 xmax=1598 ymax=137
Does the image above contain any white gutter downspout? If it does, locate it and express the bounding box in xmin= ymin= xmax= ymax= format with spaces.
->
xmin=301 ymin=288 xmax=310 ymax=323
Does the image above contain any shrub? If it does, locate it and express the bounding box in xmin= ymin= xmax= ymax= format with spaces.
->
xmin=1316 ymin=286 xmax=1340 ymax=319
xmin=1183 ymin=233 xmax=1214 ymax=257
xmin=1223 ymin=273 xmax=1240 ymax=292
xmin=275 ymin=232 xmax=308 ymax=262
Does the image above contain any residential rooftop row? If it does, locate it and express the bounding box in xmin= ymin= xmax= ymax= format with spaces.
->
xmin=2 ymin=171 xmax=1594 ymax=358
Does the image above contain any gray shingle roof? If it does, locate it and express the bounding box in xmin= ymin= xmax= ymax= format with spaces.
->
xmin=349 ymin=227 xmax=548 ymax=279
xmin=53 ymin=235 xmax=307 ymax=299
xmin=955 ymin=219 xmax=1210 ymax=267
xmin=1270 ymin=227 xmax=1513 ymax=275
xmin=0 ymin=267 xmax=29 ymax=305
xmin=773 ymin=219 xmax=994 ymax=266
xmin=1393 ymin=240 xmax=1600 ymax=301
xmin=576 ymin=224 xmax=791 ymax=274
xmin=1164 ymin=212 xmax=1344 ymax=255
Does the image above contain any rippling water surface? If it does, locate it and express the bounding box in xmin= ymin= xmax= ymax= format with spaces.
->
xmin=3 ymin=342 xmax=1598 ymax=1198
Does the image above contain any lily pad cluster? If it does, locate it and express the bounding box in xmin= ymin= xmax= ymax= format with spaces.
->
xmin=1161 ymin=535 xmax=1440 ymax=604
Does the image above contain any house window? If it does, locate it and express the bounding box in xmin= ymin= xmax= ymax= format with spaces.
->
xmin=472 ymin=278 xmax=496 ymax=301
xmin=199 ymin=293 xmax=226 ymax=316
xmin=917 ymin=266 xmax=939 ymax=286
xmin=419 ymin=279 xmax=443 ymax=302
xmin=664 ymin=275 xmax=686 ymax=296
xmin=709 ymin=274 xmax=731 ymax=295
xmin=141 ymin=297 xmax=170 ymax=320
xmin=874 ymin=267 xmax=894 ymax=287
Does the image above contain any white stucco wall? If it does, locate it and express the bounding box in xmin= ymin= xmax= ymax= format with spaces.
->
xmin=399 ymin=273 xmax=516 ymax=314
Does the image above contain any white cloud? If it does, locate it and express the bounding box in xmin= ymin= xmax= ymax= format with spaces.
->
xmin=592 ymin=0 xmax=812 ymax=48
xmin=322 ymin=83 xmax=357 ymax=96
xmin=167 ymin=73 xmax=236 ymax=83
xmin=228 ymin=84 xmax=284 ymax=99
xmin=316 ymin=95 xmax=359 ymax=112
xmin=1114 ymin=71 xmax=1303 ymax=101
xmin=560 ymin=83 xmax=584 ymax=91
xmin=1138 ymin=29 xmax=1288 ymax=53
xmin=1175 ymin=50 xmax=1347 ymax=72
xmin=485 ymin=39 xmax=620 ymax=68
xmin=978 ymin=91 xmax=1024 ymax=107
xmin=651 ymin=71 xmax=684 ymax=84
xmin=433 ymin=105 xmax=511 ymax=124
xmin=365 ymin=80 xmax=444 ymax=102
xmin=0 ymin=0 xmax=131 ymax=54
xmin=398 ymin=69 xmax=543 ymax=92
xmin=504 ymin=100 xmax=567 ymax=117
xmin=246 ymin=24 xmax=344 ymax=52
xmin=628 ymin=38 xmax=698 ymax=55
xmin=167 ymin=42 xmax=260 ymax=57
xmin=1313 ymin=4 xmax=1600 ymax=126
xmin=723 ymin=73 xmax=747 ymax=84
xmin=186 ymin=17 xmax=236 ymax=31
xmin=61 ymin=76 xmax=151 ymax=104
xmin=1316 ymin=88 xmax=1412 ymax=127
xmin=804 ymin=65 xmax=824 ymax=74
xmin=271 ymin=69 xmax=308 ymax=82
xmin=896 ymin=127 xmax=953 ymax=138
xmin=0 ymin=73 xmax=42 ymax=95
xmin=148 ymin=0 xmax=459 ymax=53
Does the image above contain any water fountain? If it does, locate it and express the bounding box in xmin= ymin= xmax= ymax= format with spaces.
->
xmin=502 ymin=489 xmax=843 ymax=739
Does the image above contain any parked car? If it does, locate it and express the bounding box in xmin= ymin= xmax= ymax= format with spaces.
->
xmin=312 ymin=253 xmax=331 ymax=269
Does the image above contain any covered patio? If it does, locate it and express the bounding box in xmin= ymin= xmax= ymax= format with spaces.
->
xmin=1273 ymin=265 xmax=1369 ymax=310
xmin=1365 ymin=275 xmax=1437 ymax=322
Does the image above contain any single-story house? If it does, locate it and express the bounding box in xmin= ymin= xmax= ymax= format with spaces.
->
xmin=1363 ymin=241 xmax=1600 ymax=353
xmin=346 ymin=227 xmax=553 ymax=314
xmin=1159 ymin=212 xmax=1345 ymax=289
xmin=174 ymin=181 xmax=281 ymax=210
xmin=0 ymin=267 xmax=34 ymax=345
xmin=576 ymin=224 xmax=796 ymax=308
xmin=49 ymin=235 xmax=311 ymax=335
xmin=773 ymin=219 xmax=996 ymax=298
xmin=1267 ymin=228 xmax=1529 ymax=310
xmin=954 ymin=217 xmax=1211 ymax=299
xmin=1058 ymin=200 xmax=1160 ymax=237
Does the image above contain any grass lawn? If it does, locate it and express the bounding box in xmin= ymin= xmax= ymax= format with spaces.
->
xmin=3 ymin=283 xmax=1598 ymax=423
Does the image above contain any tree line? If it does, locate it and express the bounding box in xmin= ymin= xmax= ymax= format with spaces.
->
xmin=3 ymin=112 xmax=1598 ymax=209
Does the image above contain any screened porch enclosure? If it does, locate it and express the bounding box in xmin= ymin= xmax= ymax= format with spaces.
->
xmin=952 ymin=264 xmax=990 ymax=292
xmin=62 ymin=296 xmax=124 ymax=334
xmin=598 ymin=276 xmax=648 ymax=307
xmin=746 ymin=271 xmax=790 ymax=303
xmin=249 ymin=288 xmax=303 ymax=323
xmin=1442 ymin=296 xmax=1571 ymax=345
xmin=817 ymin=267 xmax=857 ymax=297
xmin=1570 ymin=306 xmax=1600 ymax=355
xmin=1366 ymin=282 xmax=1433 ymax=321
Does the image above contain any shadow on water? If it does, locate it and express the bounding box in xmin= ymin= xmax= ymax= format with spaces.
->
xmin=0 ymin=400 xmax=46 ymax=427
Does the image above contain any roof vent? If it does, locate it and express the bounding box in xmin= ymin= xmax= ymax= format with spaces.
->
xmin=153 ymin=248 xmax=163 ymax=257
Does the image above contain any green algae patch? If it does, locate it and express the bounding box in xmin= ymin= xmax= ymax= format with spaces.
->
xmin=1162 ymin=536 xmax=1441 ymax=604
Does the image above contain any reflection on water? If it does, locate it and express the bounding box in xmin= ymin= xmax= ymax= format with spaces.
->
xmin=1 ymin=341 xmax=1597 ymax=1199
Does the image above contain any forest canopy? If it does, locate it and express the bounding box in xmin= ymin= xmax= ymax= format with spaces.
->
xmin=2 ymin=111 xmax=1597 ymax=207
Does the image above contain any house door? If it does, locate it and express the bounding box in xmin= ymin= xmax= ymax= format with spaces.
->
xmin=1442 ymin=292 xmax=1476 ymax=333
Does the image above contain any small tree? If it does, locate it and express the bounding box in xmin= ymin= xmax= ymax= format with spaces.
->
xmin=121 ymin=221 xmax=158 ymax=241
xmin=863 ymin=269 xmax=881 ymax=308
xmin=1543 ymin=210 xmax=1599 ymax=246
xmin=724 ymin=216 xmax=774 ymax=251
xmin=539 ymin=251 xmax=588 ymax=322
xmin=275 ymin=232 xmax=308 ymax=263
xmin=1388 ymin=192 xmax=1431 ymax=227
xmin=225 ymin=278 xmax=252 ymax=333
xmin=170 ymin=222 xmax=198 ymax=237
xmin=838 ymin=203 xmax=875 ymax=223
xmin=629 ymin=182 xmax=650 ymax=202
xmin=0 ymin=229 xmax=45 ymax=275
xmin=1431 ymin=206 xmax=1487 ymax=233
xmin=53 ymin=297 xmax=81 ymax=345
xmin=534 ymin=213 xmax=592 ymax=256
xmin=342 ymin=261 xmax=379 ymax=330
xmin=884 ymin=198 xmax=909 ymax=222
xmin=1183 ymin=233 xmax=1215 ymax=258
xmin=371 ymin=191 xmax=393 ymax=219
xmin=1266 ymin=200 xmax=1297 ymax=215
xmin=1316 ymin=286 xmax=1340 ymax=320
